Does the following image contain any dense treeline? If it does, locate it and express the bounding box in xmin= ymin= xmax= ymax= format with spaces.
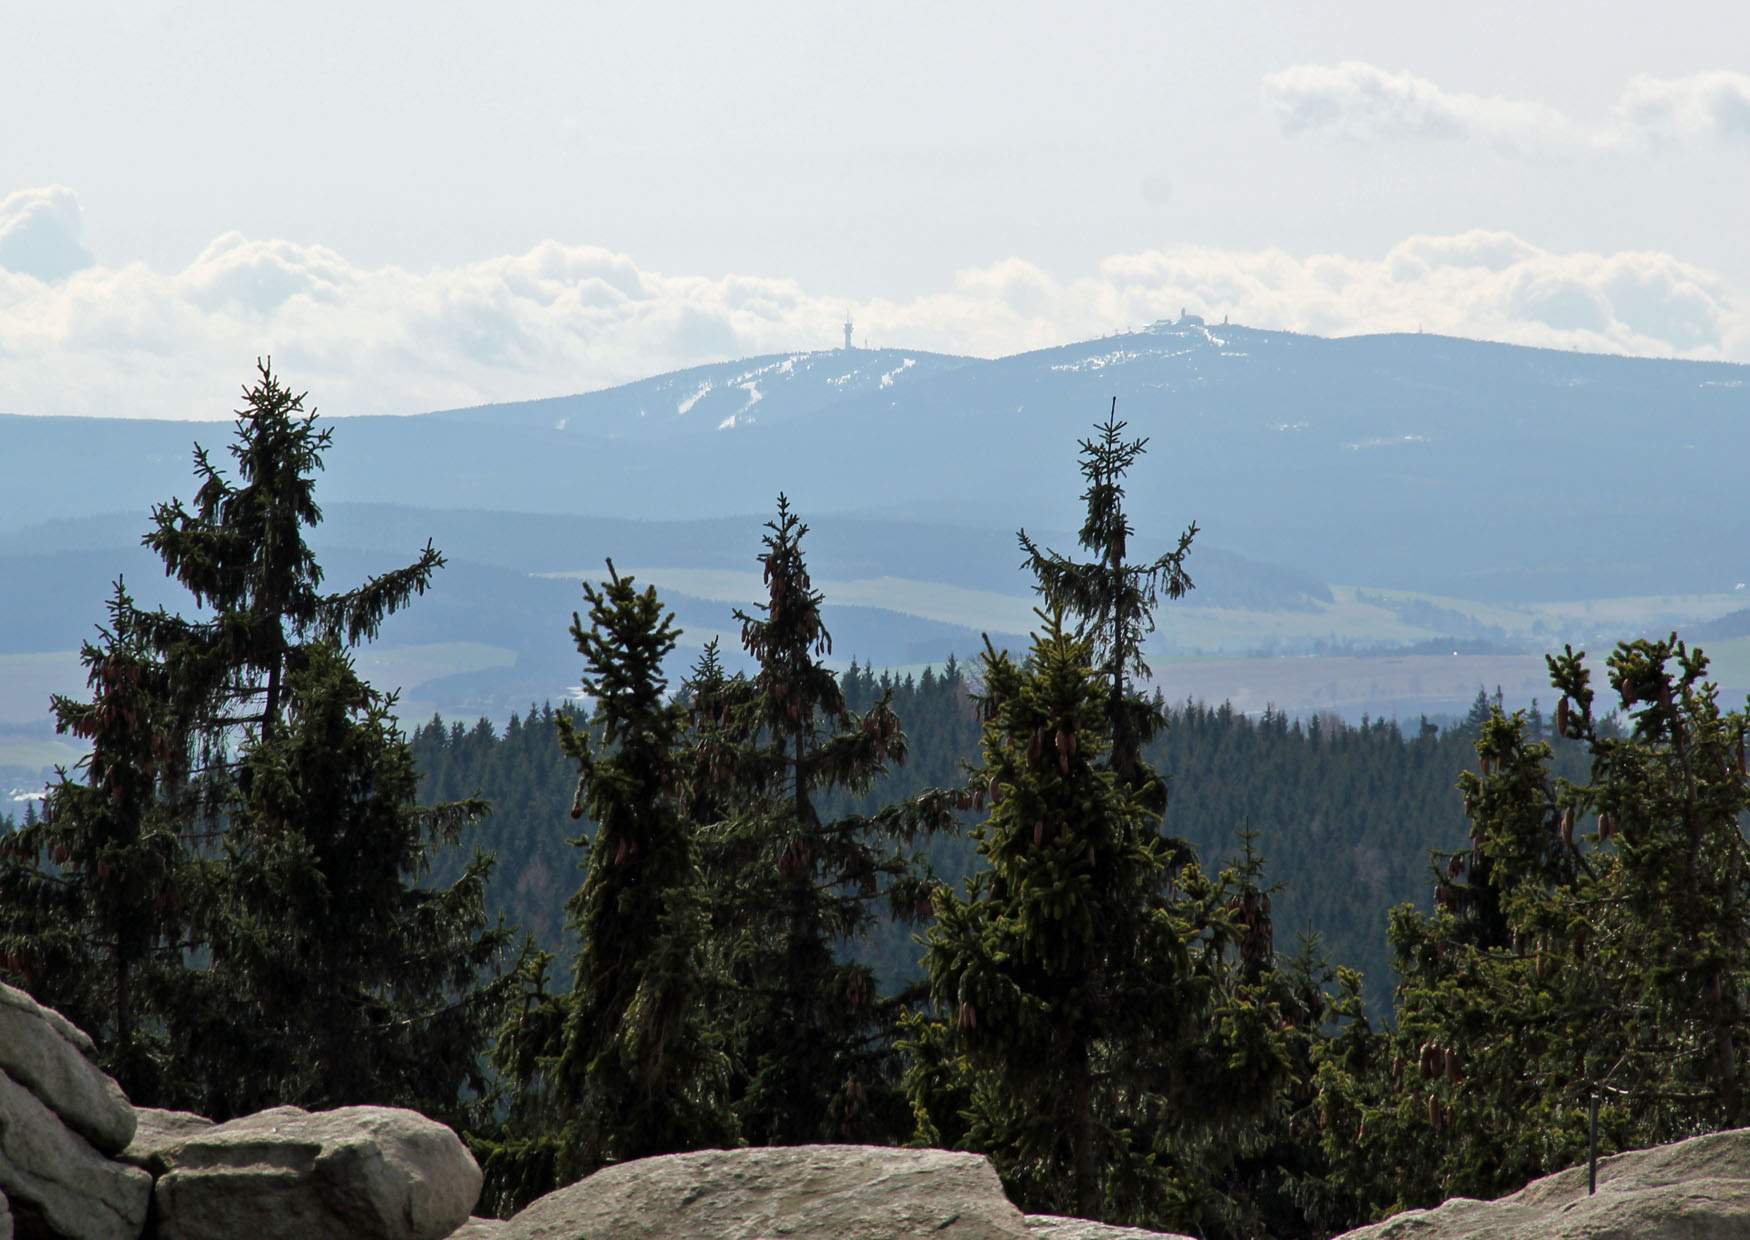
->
xmin=4 ymin=364 xmax=1748 ymax=1240
xmin=417 ymin=676 xmax=1589 ymax=1021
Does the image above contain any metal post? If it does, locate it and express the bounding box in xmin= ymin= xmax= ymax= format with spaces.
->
xmin=1588 ymin=1092 xmax=1599 ymax=1195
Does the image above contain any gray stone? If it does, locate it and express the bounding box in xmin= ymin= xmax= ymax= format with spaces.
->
xmin=117 ymin=1108 xmax=215 ymax=1176
xmin=1336 ymin=1126 xmax=1750 ymax=1239
xmin=0 ymin=982 xmax=136 ymax=1156
xmin=447 ymin=1221 xmax=510 ymax=1239
xmin=1024 ymin=1217 xmax=1193 ymax=1239
xmin=0 ymin=1069 xmax=152 ymax=1240
xmin=153 ymin=1105 xmax=481 ymax=1240
xmin=504 ymin=1144 xmax=1032 ymax=1240
xmin=0 ymin=1188 xmax=12 ymax=1240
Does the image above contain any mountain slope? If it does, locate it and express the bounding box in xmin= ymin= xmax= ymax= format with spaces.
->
xmin=3 ymin=320 xmax=1745 ymax=601
xmin=426 ymin=346 xmax=979 ymax=440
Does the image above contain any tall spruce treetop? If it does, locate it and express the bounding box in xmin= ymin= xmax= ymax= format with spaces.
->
xmin=1019 ymin=400 xmax=1195 ymax=789
xmin=702 ymin=495 xmax=949 ymax=1145
xmin=552 ymin=563 xmax=732 ymax=1171
xmin=144 ymin=360 xmax=441 ymax=739
xmin=481 ymin=565 xmax=732 ymax=1212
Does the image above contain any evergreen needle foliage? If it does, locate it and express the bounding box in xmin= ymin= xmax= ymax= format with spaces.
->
xmin=906 ymin=612 xmax=1213 ymax=1221
xmin=0 ymin=361 xmax=513 ymax=1122
xmin=187 ymin=639 xmax=512 ymax=1122
xmin=1314 ymin=636 xmax=1750 ymax=1216
xmin=480 ymin=563 xmax=732 ymax=1211
xmin=906 ymin=614 xmax=1305 ymax=1233
xmin=0 ymin=583 xmax=202 ymax=1102
xmin=697 ymin=495 xmax=956 ymax=1146
xmin=1019 ymin=399 xmax=1196 ymax=792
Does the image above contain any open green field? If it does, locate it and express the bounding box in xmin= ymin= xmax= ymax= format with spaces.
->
xmin=1336 ymin=585 xmax=1748 ymax=640
xmin=555 ymin=567 xmax=1045 ymax=637
xmin=609 ymin=569 xmax=1749 ymax=658
xmin=6 ymin=592 xmax=1746 ymax=737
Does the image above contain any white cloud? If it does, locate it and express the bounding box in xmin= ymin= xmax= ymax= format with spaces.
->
xmin=1613 ymin=71 xmax=1750 ymax=145
xmin=1265 ymin=63 xmax=1750 ymax=154
xmin=0 ymin=185 xmax=94 ymax=282
xmin=0 ymin=190 xmax=1744 ymax=420
xmin=1261 ymin=62 xmax=1579 ymax=154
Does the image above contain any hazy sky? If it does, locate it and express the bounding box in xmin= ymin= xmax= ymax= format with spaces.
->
xmin=4 ymin=0 xmax=1748 ymax=417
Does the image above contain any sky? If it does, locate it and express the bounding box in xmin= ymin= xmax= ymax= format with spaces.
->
xmin=3 ymin=0 xmax=1748 ymax=419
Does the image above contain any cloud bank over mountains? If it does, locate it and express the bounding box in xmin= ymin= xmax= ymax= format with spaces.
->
xmin=0 ymin=185 xmax=1745 ymax=421
xmin=0 ymin=186 xmax=94 ymax=283
xmin=1263 ymin=62 xmax=1750 ymax=153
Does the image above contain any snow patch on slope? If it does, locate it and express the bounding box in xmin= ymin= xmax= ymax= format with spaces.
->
xmin=677 ymin=381 xmax=713 ymax=416
xmin=879 ymin=358 xmax=916 ymax=388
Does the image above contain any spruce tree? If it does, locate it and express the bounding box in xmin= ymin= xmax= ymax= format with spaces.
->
xmin=1018 ymin=400 xmax=1196 ymax=791
xmin=555 ymin=567 xmax=736 ymax=1159
xmin=182 ymin=640 xmax=512 ymax=1121
xmin=700 ymin=495 xmax=949 ymax=1145
xmin=481 ymin=565 xmax=732 ymax=1209
xmin=0 ymin=584 xmax=200 ymax=1102
xmin=905 ymin=612 xmax=1244 ymax=1225
xmin=1316 ymin=635 xmax=1750 ymax=1214
xmin=142 ymin=361 xmax=442 ymax=741
xmin=3 ymin=360 xmax=511 ymax=1122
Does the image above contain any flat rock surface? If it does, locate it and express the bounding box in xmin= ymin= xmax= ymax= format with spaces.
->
xmin=0 ymin=981 xmax=136 ymax=1156
xmin=1337 ymin=1127 xmax=1750 ymax=1239
xmin=447 ymin=1220 xmax=510 ymax=1238
xmin=154 ymin=1105 xmax=482 ymax=1240
xmin=0 ymin=1188 xmax=12 ymax=1240
xmin=0 ymin=1069 xmax=152 ymax=1240
xmin=505 ymin=1144 xmax=1032 ymax=1240
xmin=118 ymin=1107 xmax=216 ymax=1175
xmin=1024 ymin=1217 xmax=1193 ymax=1239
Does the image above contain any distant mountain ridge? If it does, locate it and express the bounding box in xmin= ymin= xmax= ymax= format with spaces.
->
xmin=4 ymin=319 xmax=1746 ymax=601
xmin=425 ymin=346 xmax=979 ymax=440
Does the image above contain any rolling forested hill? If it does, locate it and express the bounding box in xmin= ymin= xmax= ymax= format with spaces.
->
xmin=413 ymin=666 xmax=1592 ymax=1022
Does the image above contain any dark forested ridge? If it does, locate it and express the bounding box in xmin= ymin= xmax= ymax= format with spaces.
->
xmin=413 ymin=674 xmax=1589 ymax=1020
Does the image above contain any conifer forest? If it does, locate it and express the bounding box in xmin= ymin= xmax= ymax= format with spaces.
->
xmin=4 ymin=362 xmax=1749 ymax=1239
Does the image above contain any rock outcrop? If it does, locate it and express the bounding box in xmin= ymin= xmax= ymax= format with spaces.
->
xmin=0 ymin=1068 xmax=152 ymax=1240
xmin=448 ymin=1221 xmax=510 ymax=1239
xmin=502 ymin=1144 xmax=1036 ymax=1240
xmin=0 ymin=983 xmax=135 ymax=1156
xmin=1024 ymin=1218 xmax=1192 ymax=1239
xmin=13 ymin=975 xmax=1750 ymax=1240
xmin=1336 ymin=1127 xmax=1750 ymax=1239
xmin=152 ymin=1105 xmax=482 ymax=1240
xmin=116 ymin=1109 xmax=215 ymax=1177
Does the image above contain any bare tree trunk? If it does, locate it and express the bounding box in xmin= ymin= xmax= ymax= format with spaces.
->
xmin=1071 ymin=1068 xmax=1099 ymax=1219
